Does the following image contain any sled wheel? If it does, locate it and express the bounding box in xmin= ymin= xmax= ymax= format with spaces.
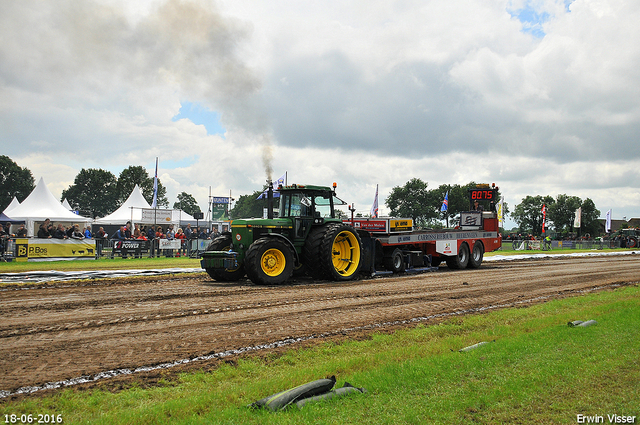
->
xmin=468 ymin=241 xmax=484 ymax=269
xmin=384 ymin=248 xmax=405 ymax=273
xmin=446 ymin=242 xmax=469 ymax=270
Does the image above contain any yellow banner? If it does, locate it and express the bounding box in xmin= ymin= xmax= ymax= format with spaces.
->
xmin=389 ymin=219 xmax=413 ymax=232
xmin=22 ymin=239 xmax=96 ymax=259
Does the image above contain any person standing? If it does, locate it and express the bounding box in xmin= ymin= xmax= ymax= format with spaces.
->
xmin=147 ymin=225 xmax=156 ymax=257
xmin=16 ymin=224 xmax=27 ymax=238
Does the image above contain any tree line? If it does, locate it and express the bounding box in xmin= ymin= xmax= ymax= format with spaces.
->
xmin=0 ymin=155 xmax=603 ymax=234
xmin=0 ymin=156 xmax=201 ymax=219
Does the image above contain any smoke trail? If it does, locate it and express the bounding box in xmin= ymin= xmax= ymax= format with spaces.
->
xmin=262 ymin=134 xmax=273 ymax=182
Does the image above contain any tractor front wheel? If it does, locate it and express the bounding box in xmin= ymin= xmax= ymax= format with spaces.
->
xmin=245 ymin=238 xmax=295 ymax=285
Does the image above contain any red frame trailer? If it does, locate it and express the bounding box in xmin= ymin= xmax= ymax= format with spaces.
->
xmin=348 ymin=185 xmax=502 ymax=275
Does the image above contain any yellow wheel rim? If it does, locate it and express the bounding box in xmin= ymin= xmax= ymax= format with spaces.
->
xmin=331 ymin=230 xmax=361 ymax=276
xmin=261 ymin=248 xmax=286 ymax=277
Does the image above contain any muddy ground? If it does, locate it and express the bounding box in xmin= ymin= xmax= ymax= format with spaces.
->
xmin=1 ymin=254 xmax=638 ymax=398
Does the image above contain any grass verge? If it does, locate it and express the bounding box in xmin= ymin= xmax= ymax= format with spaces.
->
xmin=0 ymin=256 xmax=202 ymax=273
xmin=1 ymin=285 xmax=638 ymax=424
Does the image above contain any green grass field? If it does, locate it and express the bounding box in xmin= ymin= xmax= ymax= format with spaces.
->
xmin=1 ymin=284 xmax=638 ymax=424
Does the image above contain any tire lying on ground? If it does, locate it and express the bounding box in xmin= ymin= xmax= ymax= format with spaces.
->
xmin=304 ymin=223 xmax=363 ymax=281
xmin=295 ymin=382 xmax=367 ymax=408
xmin=204 ymin=235 xmax=245 ymax=281
xmin=249 ymin=376 xmax=337 ymax=411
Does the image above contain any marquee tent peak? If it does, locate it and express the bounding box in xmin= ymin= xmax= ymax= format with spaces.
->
xmin=4 ymin=177 xmax=90 ymax=236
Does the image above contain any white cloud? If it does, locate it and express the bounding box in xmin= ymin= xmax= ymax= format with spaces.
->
xmin=1 ymin=0 xmax=639 ymax=224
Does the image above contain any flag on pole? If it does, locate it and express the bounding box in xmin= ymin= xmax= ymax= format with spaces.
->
xmin=605 ymin=209 xmax=612 ymax=233
xmin=497 ymin=199 xmax=504 ymax=227
xmin=542 ymin=204 xmax=546 ymax=233
xmin=257 ymin=172 xmax=287 ymax=199
xmin=370 ymin=184 xmax=379 ymax=218
xmin=573 ymin=207 xmax=582 ymax=228
xmin=151 ymin=157 xmax=158 ymax=208
xmin=440 ymin=191 xmax=449 ymax=212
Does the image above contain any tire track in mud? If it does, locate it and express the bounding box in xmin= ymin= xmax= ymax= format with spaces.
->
xmin=1 ymin=254 xmax=639 ymax=395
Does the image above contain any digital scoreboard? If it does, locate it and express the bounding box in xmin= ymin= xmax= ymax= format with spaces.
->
xmin=469 ymin=189 xmax=497 ymax=201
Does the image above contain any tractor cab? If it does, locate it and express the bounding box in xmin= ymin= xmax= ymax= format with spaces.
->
xmin=277 ymin=184 xmax=346 ymax=239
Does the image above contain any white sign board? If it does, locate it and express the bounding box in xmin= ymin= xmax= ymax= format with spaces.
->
xmin=158 ymin=239 xmax=181 ymax=250
xmin=436 ymin=240 xmax=457 ymax=256
xmin=141 ymin=208 xmax=173 ymax=224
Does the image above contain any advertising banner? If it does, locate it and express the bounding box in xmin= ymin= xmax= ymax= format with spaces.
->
xmin=460 ymin=212 xmax=482 ymax=229
xmin=212 ymin=203 xmax=229 ymax=221
xmin=17 ymin=239 xmax=96 ymax=260
xmin=389 ymin=219 xmax=413 ymax=232
xmin=141 ymin=208 xmax=173 ymax=224
xmin=158 ymin=239 xmax=181 ymax=250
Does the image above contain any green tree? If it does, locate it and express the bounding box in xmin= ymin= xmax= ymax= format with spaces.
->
xmin=385 ymin=178 xmax=438 ymax=228
xmin=117 ymin=166 xmax=168 ymax=207
xmin=0 ymin=155 xmax=35 ymax=212
xmin=61 ymin=168 xmax=118 ymax=218
xmin=580 ymin=198 xmax=601 ymax=237
xmin=173 ymin=192 xmax=202 ymax=216
xmin=547 ymin=194 xmax=582 ymax=236
xmin=230 ymin=190 xmax=271 ymax=219
xmin=512 ymin=195 xmax=555 ymax=236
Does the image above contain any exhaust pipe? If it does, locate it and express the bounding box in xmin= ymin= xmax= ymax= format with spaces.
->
xmin=267 ymin=180 xmax=274 ymax=219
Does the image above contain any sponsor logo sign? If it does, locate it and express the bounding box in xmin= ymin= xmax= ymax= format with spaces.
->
xmin=141 ymin=208 xmax=173 ymax=223
xmin=24 ymin=239 xmax=96 ymax=258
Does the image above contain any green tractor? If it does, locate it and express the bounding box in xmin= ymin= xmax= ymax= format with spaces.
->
xmin=615 ymin=227 xmax=639 ymax=248
xmin=200 ymin=183 xmax=363 ymax=285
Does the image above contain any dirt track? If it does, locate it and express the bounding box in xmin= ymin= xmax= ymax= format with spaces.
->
xmin=1 ymin=254 xmax=639 ymax=396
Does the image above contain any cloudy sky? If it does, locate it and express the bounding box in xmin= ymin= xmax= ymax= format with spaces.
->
xmin=2 ymin=0 xmax=639 ymax=226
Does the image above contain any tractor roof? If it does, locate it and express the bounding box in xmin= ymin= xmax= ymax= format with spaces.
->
xmin=278 ymin=184 xmax=333 ymax=192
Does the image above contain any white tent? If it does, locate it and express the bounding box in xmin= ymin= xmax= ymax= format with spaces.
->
xmin=93 ymin=185 xmax=152 ymax=225
xmin=2 ymin=197 xmax=20 ymax=215
xmin=62 ymin=198 xmax=73 ymax=211
xmin=5 ymin=177 xmax=91 ymax=236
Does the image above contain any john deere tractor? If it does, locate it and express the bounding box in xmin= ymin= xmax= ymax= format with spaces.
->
xmin=200 ymin=183 xmax=363 ymax=285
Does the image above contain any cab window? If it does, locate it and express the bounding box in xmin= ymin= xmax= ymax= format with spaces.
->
xmin=314 ymin=195 xmax=333 ymax=218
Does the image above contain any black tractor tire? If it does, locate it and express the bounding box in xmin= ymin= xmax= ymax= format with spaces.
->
xmin=383 ymin=248 xmax=405 ymax=273
xmin=445 ymin=242 xmax=470 ymax=270
xmin=245 ymin=238 xmax=295 ymax=285
xmin=204 ymin=235 xmax=245 ymax=281
xmin=303 ymin=223 xmax=363 ymax=281
xmin=468 ymin=241 xmax=484 ymax=269
xmin=628 ymin=236 xmax=638 ymax=248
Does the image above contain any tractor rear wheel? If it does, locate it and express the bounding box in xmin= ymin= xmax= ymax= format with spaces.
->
xmin=468 ymin=241 xmax=484 ymax=269
xmin=304 ymin=223 xmax=362 ymax=281
xmin=445 ymin=242 xmax=469 ymax=270
xmin=245 ymin=238 xmax=294 ymax=285
xmin=204 ymin=235 xmax=245 ymax=281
